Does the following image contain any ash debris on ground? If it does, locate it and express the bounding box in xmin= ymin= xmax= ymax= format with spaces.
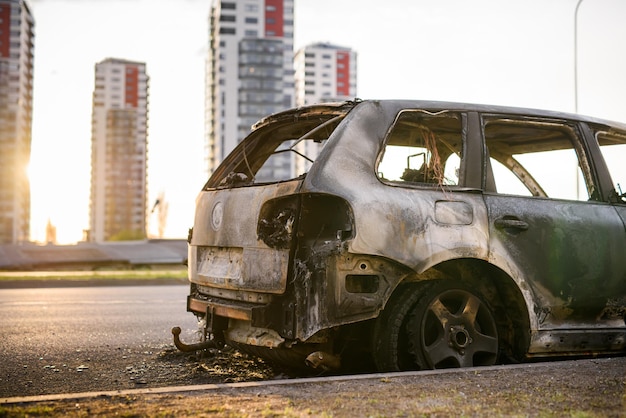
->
xmin=156 ymin=345 xmax=290 ymax=384
xmin=1 ymin=344 xmax=292 ymax=398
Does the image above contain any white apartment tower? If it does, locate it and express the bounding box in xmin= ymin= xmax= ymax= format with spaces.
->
xmin=89 ymin=58 xmax=149 ymax=242
xmin=293 ymin=43 xmax=357 ymax=173
xmin=206 ymin=0 xmax=294 ymax=179
xmin=0 ymin=0 xmax=33 ymax=244
xmin=294 ymin=42 xmax=357 ymax=106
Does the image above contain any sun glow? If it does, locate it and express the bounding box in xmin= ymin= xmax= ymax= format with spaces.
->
xmin=28 ymin=150 xmax=91 ymax=244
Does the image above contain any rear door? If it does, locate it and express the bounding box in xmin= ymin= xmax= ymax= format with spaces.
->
xmin=481 ymin=114 xmax=626 ymax=336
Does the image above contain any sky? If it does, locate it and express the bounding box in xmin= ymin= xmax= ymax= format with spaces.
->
xmin=27 ymin=0 xmax=626 ymax=244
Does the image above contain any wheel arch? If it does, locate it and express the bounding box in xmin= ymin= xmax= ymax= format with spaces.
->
xmin=398 ymin=257 xmax=532 ymax=362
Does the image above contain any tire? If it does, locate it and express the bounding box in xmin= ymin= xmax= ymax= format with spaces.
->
xmin=371 ymin=281 xmax=434 ymax=371
xmin=406 ymin=280 xmax=499 ymax=369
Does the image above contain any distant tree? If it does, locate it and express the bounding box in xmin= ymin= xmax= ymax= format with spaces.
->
xmin=150 ymin=191 xmax=169 ymax=239
xmin=45 ymin=218 xmax=57 ymax=244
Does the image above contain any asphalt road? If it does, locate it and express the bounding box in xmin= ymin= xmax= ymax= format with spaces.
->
xmin=0 ymin=284 xmax=199 ymax=398
xmin=1 ymin=283 xmax=625 ymax=416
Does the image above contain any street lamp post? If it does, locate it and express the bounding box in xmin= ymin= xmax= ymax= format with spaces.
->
xmin=574 ymin=0 xmax=584 ymax=199
xmin=574 ymin=0 xmax=583 ymax=113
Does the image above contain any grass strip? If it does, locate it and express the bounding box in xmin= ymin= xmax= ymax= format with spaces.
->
xmin=0 ymin=269 xmax=188 ymax=281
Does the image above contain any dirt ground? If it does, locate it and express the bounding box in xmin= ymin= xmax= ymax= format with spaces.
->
xmin=2 ymin=356 xmax=625 ymax=417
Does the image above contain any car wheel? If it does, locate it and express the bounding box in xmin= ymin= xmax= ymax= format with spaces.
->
xmin=406 ymin=281 xmax=499 ymax=369
xmin=371 ymin=281 xmax=434 ymax=371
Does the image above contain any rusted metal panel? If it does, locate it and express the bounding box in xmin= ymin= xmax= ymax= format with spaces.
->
xmin=225 ymin=320 xmax=285 ymax=348
xmin=484 ymin=193 xmax=626 ymax=332
xmin=303 ymin=101 xmax=491 ymax=271
xmin=528 ymin=329 xmax=626 ymax=354
xmin=189 ymin=180 xmax=300 ymax=294
xmin=192 ymin=180 xmax=301 ymax=247
xmin=187 ymin=297 xmax=252 ymax=321
xmin=195 ymin=246 xmax=288 ymax=293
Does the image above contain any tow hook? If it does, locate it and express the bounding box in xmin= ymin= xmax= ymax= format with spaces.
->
xmin=171 ymin=326 xmax=223 ymax=352
xmin=305 ymin=351 xmax=341 ymax=371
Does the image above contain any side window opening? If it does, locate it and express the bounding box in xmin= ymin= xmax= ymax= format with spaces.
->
xmin=377 ymin=110 xmax=463 ymax=187
xmin=596 ymin=130 xmax=626 ymax=203
xmin=484 ymin=117 xmax=596 ymax=202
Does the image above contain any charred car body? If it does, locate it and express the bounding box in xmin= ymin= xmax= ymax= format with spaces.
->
xmin=180 ymin=100 xmax=626 ymax=371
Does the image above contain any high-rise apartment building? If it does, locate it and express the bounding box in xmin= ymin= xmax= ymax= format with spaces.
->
xmin=205 ymin=0 xmax=294 ymax=180
xmin=89 ymin=58 xmax=149 ymax=242
xmin=293 ymin=42 xmax=357 ymax=173
xmin=294 ymin=42 xmax=357 ymax=106
xmin=0 ymin=0 xmax=34 ymax=244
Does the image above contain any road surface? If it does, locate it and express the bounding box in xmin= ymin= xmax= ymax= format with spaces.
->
xmin=0 ymin=284 xmax=199 ymax=397
xmin=1 ymin=283 xmax=625 ymax=416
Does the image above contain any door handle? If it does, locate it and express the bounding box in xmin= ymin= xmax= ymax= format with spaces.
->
xmin=494 ymin=217 xmax=529 ymax=231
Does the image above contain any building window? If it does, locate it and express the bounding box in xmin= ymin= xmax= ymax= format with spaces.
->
xmin=221 ymin=2 xmax=236 ymax=9
xmin=245 ymin=17 xmax=257 ymax=24
xmin=220 ymin=15 xmax=236 ymax=22
xmin=220 ymin=27 xmax=236 ymax=35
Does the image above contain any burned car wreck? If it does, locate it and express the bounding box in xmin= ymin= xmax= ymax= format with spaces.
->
xmin=176 ymin=99 xmax=626 ymax=372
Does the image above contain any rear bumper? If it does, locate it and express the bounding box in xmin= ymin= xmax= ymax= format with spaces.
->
xmin=186 ymin=291 xmax=278 ymax=331
xmin=187 ymin=295 xmax=252 ymax=321
xmin=187 ymin=292 xmax=290 ymax=348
